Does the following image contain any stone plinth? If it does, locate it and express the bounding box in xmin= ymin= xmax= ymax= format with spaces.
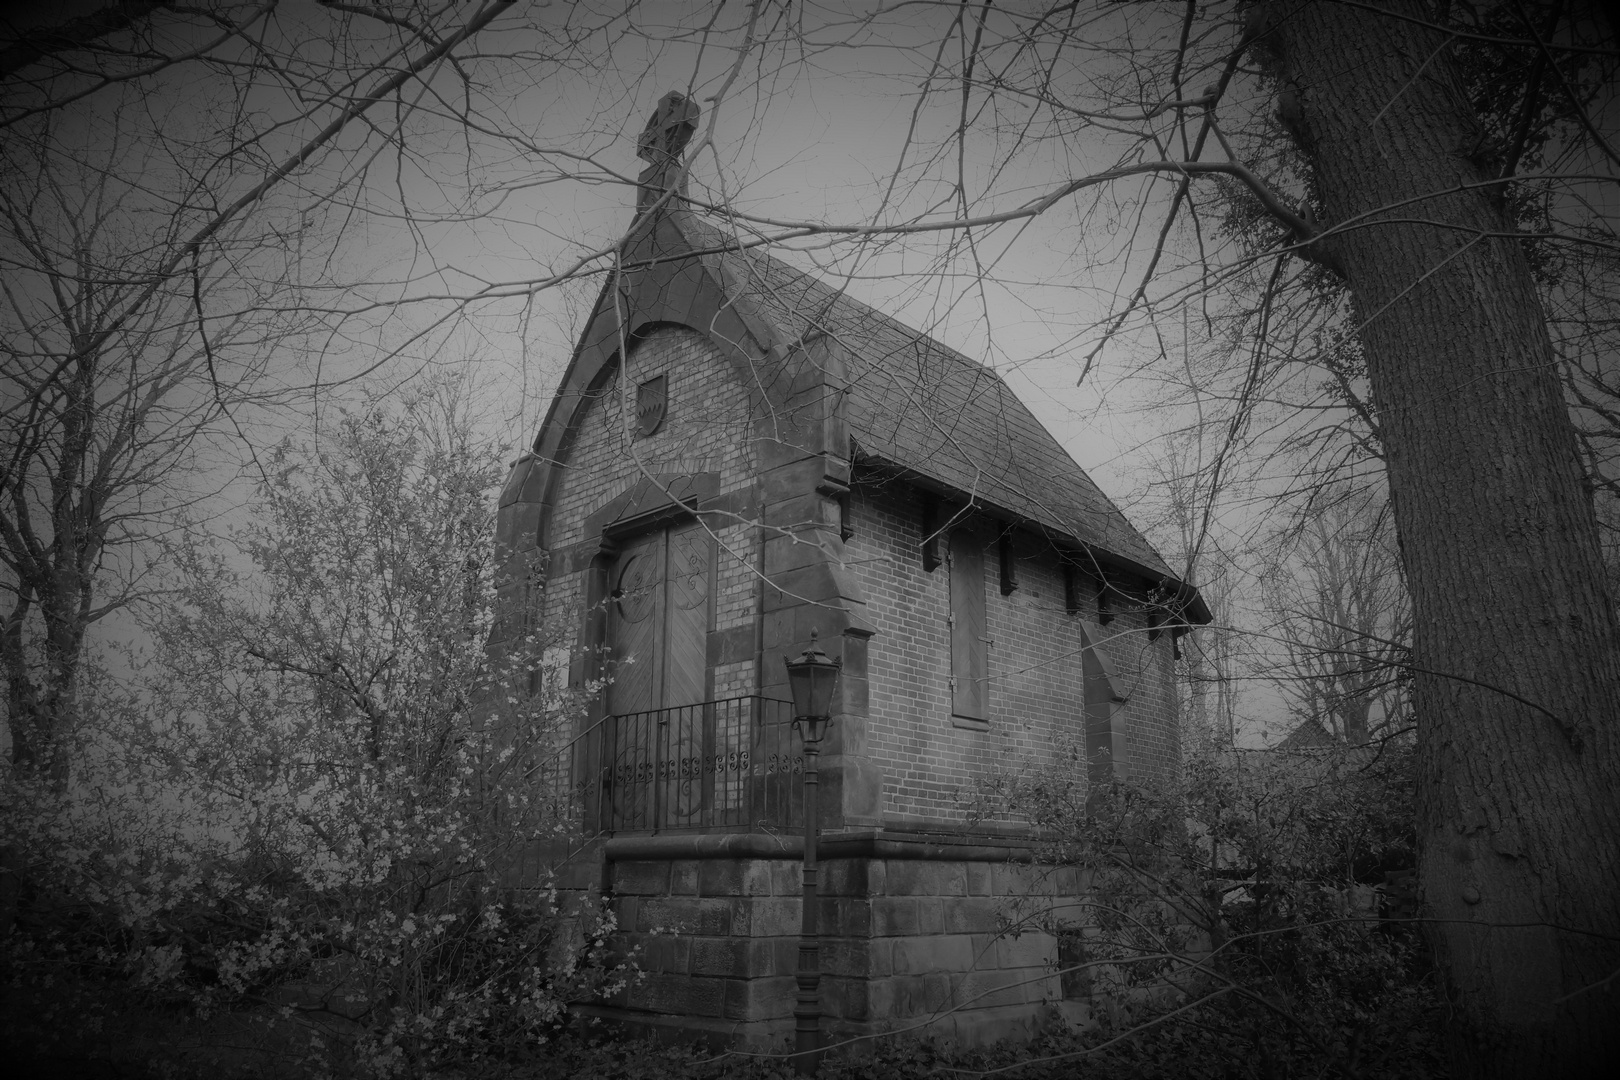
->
xmin=573 ymin=830 xmax=1085 ymax=1050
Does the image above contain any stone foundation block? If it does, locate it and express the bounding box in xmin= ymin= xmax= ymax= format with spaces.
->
xmin=990 ymin=863 xmax=1036 ymax=896
xmin=953 ymin=968 xmax=1030 ymax=1011
xmin=770 ymin=861 xmax=802 ymax=896
xmin=915 ymin=896 xmax=945 ymax=934
xmin=689 ymin=935 xmax=774 ymax=977
xmin=670 ymin=859 xmax=700 ymax=895
xmin=942 ymin=896 xmax=1003 ymax=934
xmin=996 ymin=932 xmax=1056 ymax=970
xmin=722 ymin=975 xmax=797 ymax=1022
xmin=887 ymin=859 xmax=967 ymax=897
xmin=698 ymin=858 xmax=776 ymax=897
xmin=892 ymin=934 xmax=973 ymax=976
xmin=625 ymin=932 xmax=684 ymax=973
xmin=868 ymin=972 xmax=954 ymax=1018
xmin=1043 ymin=866 xmax=1074 ymax=895
xmin=640 ymin=897 xmax=734 ymax=935
xmin=942 ymin=1002 xmax=1045 ymax=1046
xmin=632 ymin=972 xmax=727 ymax=1018
xmin=820 ymin=936 xmax=872 ymax=978
xmin=742 ymin=897 xmax=800 ymax=937
xmin=820 ymin=896 xmax=870 ymax=936
xmin=616 ymin=896 xmax=640 ymax=932
xmin=872 ymin=897 xmax=920 ymax=936
xmin=821 ymin=974 xmax=869 ymax=1019
xmin=595 ymin=833 xmax=1098 ymax=1053
xmin=863 ymin=936 xmax=895 ymax=977
xmin=822 ymin=858 xmax=870 ymax=896
xmin=763 ymin=936 xmax=796 ymax=974
xmin=615 ymin=860 xmax=673 ymax=895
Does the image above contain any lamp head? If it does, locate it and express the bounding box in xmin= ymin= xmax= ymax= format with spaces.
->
xmin=784 ymin=628 xmax=841 ymax=744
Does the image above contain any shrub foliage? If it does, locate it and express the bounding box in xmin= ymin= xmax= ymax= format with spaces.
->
xmin=1 ymin=392 xmax=623 ymax=1077
xmin=981 ymin=736 xmax=1442 ymax=1077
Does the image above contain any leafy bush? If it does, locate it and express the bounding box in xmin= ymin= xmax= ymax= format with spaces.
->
xmin=1 ymin=389 xmax=622 ymax=1077
xmin=980 ymin=736 xmax=1442 ymax=1077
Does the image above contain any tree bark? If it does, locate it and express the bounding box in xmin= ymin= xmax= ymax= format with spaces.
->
xmin=1260 ymin=1 xmax=1620 ymax=1074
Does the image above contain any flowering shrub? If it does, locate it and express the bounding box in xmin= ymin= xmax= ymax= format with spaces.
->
xmin=982 ymin=736 xmax=1442 ymax=1076
xmin=1 ymin=390 xmax=625 ymax=1076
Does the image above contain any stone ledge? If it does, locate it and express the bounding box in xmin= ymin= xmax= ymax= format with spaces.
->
xmin=605 ymin=833 xmax=801 ymax=861
xmin=601 ymin=829 xmax=1042 ymax=864
xmin=821 ymin=832 xmax=1036 ymax=863
xmin=879 ymin=813 xmax=1035 ymax=839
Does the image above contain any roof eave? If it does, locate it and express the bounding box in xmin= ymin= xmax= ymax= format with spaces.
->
xmin=851 ymin=450 xmax=1212 ymax=625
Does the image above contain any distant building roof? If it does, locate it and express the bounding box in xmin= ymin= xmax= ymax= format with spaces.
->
xmin=1275 ymin=717 xmax=1336 ymax=750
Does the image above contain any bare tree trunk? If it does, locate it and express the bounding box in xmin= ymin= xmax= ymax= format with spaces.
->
xmin=1261 ymin=1 xmax=1620 ymax=1073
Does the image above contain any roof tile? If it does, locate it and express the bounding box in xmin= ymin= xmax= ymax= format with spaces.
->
xmin=679 ymin=214 xmax=1176 ymax=580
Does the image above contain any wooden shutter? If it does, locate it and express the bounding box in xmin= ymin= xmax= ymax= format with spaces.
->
xmin=921 ymin=493 xmax=942 ymax=571
xmin=998 ymin=532 xmax=1018 ymax=595
xmin=1080 ymin=620 xmax=1128 ymax=789
xmin=950 ymin=529 xmax=989 ymax=721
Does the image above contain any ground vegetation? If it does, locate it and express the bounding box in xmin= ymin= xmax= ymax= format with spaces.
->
xmin=1 ymin=390 xmax=623 ymax=1078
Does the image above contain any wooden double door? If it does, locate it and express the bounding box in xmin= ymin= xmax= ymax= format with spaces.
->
xmin=607 ymin=520 xmax=713 ymax=828
xmin=611 ymin=520 xmax=711 ymax=714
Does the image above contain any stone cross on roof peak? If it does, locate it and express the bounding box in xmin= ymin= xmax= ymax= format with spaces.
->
xmin=637 ymin=91 xmax=700 ymax=165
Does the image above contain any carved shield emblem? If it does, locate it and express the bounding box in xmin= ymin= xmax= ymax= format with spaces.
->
xmin=636 ymin=374 xmax=666 ymax=436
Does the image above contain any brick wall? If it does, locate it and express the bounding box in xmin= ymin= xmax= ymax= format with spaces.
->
xmin=843 ymin=476 xmax=1180 ymax=824
xmin=543 ymin=325 xmax=761 ymax=699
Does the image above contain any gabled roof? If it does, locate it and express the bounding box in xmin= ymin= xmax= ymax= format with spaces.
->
xmin=674 ymin=214 xmax=1201 ymax=614
xmin=1275 ymin=717 xmax=1336 ymax=750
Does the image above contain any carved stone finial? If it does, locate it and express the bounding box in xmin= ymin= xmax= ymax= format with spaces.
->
xmin=637 ymin=91 xmax=701 ymax=165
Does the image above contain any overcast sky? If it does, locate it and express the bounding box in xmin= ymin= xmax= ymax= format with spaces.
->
xmin=7 ymin=1 xmax=1294 ymax=738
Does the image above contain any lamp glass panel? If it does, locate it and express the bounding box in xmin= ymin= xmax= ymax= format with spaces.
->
xmin=788 ymin=663 xmax=812 ymax=718
xmin=808 ymin=664 xmax=837 ymax=719
xmin=786 ymin=649 xmax=840 ymax=721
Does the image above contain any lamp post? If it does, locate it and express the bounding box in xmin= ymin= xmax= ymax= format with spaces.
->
xmin=784 ymin=629 xmax=840 ymax=1075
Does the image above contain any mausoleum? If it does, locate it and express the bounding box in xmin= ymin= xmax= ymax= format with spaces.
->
xmin=485 ymin=93 xmax=1209 ymax=1051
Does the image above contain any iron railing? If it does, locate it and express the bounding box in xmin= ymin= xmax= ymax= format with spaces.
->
xmin=529 ymin=695 xmax=804 ymax=834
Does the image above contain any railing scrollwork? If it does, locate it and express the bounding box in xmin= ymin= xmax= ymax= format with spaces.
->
xmin=528 ymin=695 xmax=802 ymax=834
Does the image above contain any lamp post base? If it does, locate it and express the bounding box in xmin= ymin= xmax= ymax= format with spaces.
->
xmin=794 ymin=739 xmax=822 ymax=1074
